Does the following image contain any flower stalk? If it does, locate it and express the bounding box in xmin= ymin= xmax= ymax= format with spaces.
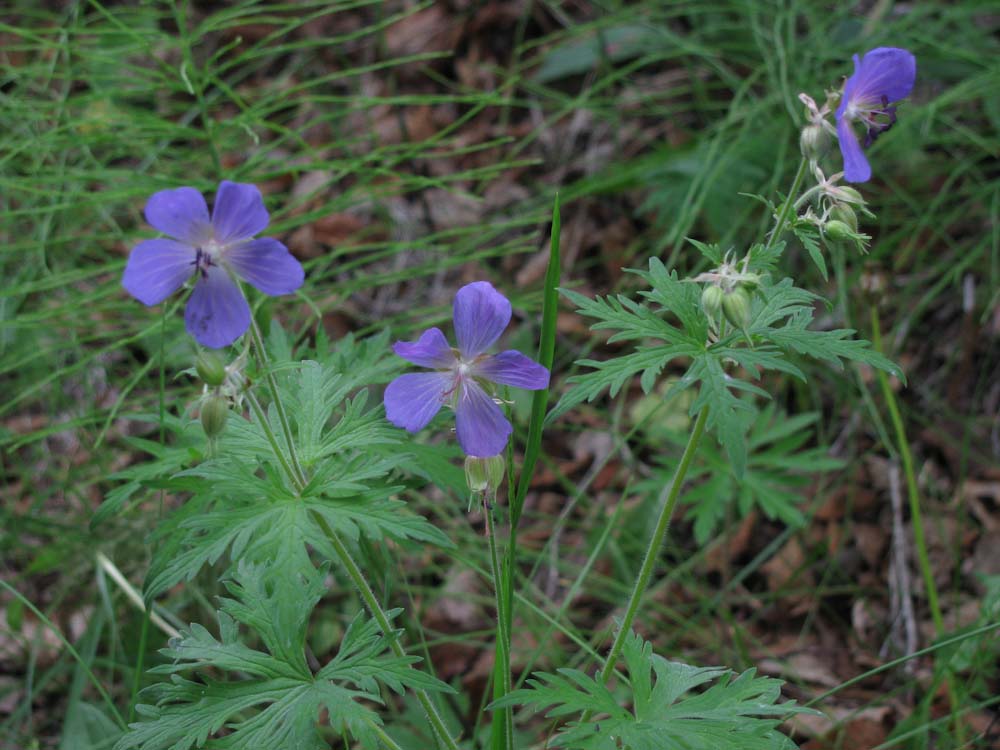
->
xmin=594 ymin=406 xmax=709 ymax=688
xmin=483 ymin=497 xmax=514 ymax=750
xmin=870 ymin=305 xmax=964 ymax=743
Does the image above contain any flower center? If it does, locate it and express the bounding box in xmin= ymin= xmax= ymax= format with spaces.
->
xmin=846 ymin=96 xmax=897 ymax=147
xmin=193 ymin=239 xmax=224 ymax=278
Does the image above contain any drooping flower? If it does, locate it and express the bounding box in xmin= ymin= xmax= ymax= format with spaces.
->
xmin=384 ymin=281 xmax=550 ymax=457
xmin=122 ymin=181 xmax=304 ymax=348
xmin=835 ymin=47 xmax=916 ymax=183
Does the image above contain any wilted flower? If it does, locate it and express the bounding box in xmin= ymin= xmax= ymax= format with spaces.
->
xmin=384 ymin=281 xmax=550 ymax=457
xmin=122 ymin=181 xmax=304 ymax=348
xmin=835 ymin=47 xmax=916 ymax=183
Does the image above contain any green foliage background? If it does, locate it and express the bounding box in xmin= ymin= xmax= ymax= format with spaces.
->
xmin=2 ymin=0 xmax=997 ymax=747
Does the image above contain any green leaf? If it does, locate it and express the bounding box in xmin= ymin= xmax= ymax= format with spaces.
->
xmin=496 ymin=629 xmax=812 ymax=749
xmin=639 ymin=406 xmax=844 ymax=544
xmin=120 ymin=561 xmax=451 ymax=750
xmin=793 ymin=225 xmax=828 ymax=281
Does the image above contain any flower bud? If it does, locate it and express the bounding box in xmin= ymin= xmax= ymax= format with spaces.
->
xmin=799 ymin=123 xmax=830 ymax=162
xmin=200 ymin=396 xmax=229 ymax=438
xmin=701 ymin=284 xmax=723 ymax=316
xmin=464 ymin=455 xmax=505 ymax=496
xmin=195 ymin=351 xmax=227 ymax=387
xmin=837 ymin=186 xmax=864 ymax=205
xmin=722 ymin=287 xmax=752 ymax=329
xmin=823 ymin=219 xmax=854 ymax=242
xmin=830 ymin=203 xmax=858 ymax=232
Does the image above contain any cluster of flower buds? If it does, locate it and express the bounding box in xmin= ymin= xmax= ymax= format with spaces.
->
xmin=701 ymin=284 xmax=753 ymax=329
xmin=817 ymin=183 xmax=873 ymax=253
xmin=695 ymin=253 xmax=762 ymax=332
xmin=194 ymin=350 xmax=247 ymax=440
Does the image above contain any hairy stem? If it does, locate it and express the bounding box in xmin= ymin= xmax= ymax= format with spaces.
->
xmin=248 ymin=316 xmax=308 ymax=488
xmin=311 ymin=511 xmax=461 ymax=750
xmin=484 ymin=496 xmax=514 ymax=750
xmin=245 ymin=390 xmax=304 ymax=494
xmin=596 ymin=406 xmax=709 ymax=686
xmin=765 ymin=157 xmax=809 ymax=250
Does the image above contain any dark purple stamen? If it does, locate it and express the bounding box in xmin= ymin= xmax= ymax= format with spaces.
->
xmin=861 ymin=95 xmax=898 ymax=147
xmin=193 ymin=248 xmax=216 ymax=279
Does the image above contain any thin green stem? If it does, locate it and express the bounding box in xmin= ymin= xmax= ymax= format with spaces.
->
xmin=244 ymin=390 xmax=304 ymax=494
xmin=248 ymin=316 xmax=308 ymax=487
xmin=311 ymin=510 xmax=461 ymax=750
xmin=869 ymin=307 xmax=942 ymax=632
xmin=596 ymin=406 xmax=709 ymax=686
xmin=484 ymin=496 xmax=514 ymax=750
xmin=765 ymin=156 xmax=808 ymax=250
xmin=870 ymin=305 xmax=963 ymax=742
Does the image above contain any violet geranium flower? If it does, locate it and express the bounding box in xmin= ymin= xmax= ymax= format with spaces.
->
xmin=835 ymin=47 xmax=916 ymax=183
xmin=384 ymin=281 xmax=550 ymax=457
xmin=122 ymin=181 xmax=304 ymax=348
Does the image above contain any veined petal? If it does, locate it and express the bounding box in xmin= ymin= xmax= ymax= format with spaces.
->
xmin=473 ymin=350 xmax=550 ymax=390
xmin=184 ymin=265 xmax=251 ymax=348
xmin=226 ymin=238 xmax=304 ymax=296
xmin=837 ymin=116 xmax=871 ymax=183
xmin=211 ymin=181 xmax=270 ymax=244
xmin=144 ymin=187 xmax=211 ymax=244
xmin=393 ymin=328 xmax=455 ymax=369
xmin=122 ymin=239 xmax=196 ymax=305
xmin=851 ymin=47 xmax=916 ymax=105
xmin=453 ymin=281 xmax=511 ymax=358
xmin=455 ymin=379 xmax=511 ymax=457
xmin=384 ymin=372 xmax=452 ymax=432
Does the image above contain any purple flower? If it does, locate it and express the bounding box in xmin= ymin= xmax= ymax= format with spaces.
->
xmin=122 ymin=181 xmax=304 ymax=348
xmin=835 ymin=47 xmax=916 ymax=183
xmin=384 ymin=281 xmax=550 ymax=457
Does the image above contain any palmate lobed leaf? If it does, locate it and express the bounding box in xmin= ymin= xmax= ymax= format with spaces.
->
xmin=497 ymin=630 xmax=809 ymax=750
xmin=640 ymin=405 xmax=844 ymax=543
xmin=144 ymin=471 xmax=451 ymax=598
xmin=119 ymin=562 xmax=452 ymax=750
xmin=556 ymin=255 xmax=902 ymax=474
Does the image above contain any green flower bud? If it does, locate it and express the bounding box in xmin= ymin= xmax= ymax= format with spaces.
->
xmin=464 ymin=455 xmax=505 ymax=496
xmin=830 ymin=203 xmax=858 ymax=232
xmin=837 ymin=186 xmax=864 ymax=204
xmin=722 ymin=287 xmax=752 ymax=329
xmin=701 ymin=284 xmax=724 ymax=316
xmin=195 ymin=351 xmax=227 ymax=387
xmin=799 ymin=123 xmax=830 ymax=162
xmin=823 ymin=219 xmax=854 ymax=242
xmin=200 ymin=396 xmax=229 ymax=438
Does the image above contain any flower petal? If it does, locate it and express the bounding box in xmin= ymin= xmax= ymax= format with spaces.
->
xmin=455 ymin=379 xmax=511 ymax=457
xmin=473 ymin=350 xmax=550 ymax=390
xmin=226 ymin=238 xmax=304 ymax=296
xmin=837 ymin=116 xmax=871 ymax=183
xmin=453 ymin=281 xmax=511 ymax=358
xmin=144 ymin=187 xmax=212 ymax=244
xmin=211 ymin=181 xmax=270 ymax=244
xmin=851 ymin=47 xmax=916 ymax=106
xmin=184 ymin=266 xmax=251 ymax=348
xmin=122 ymin=239 xmax=196 ymax=305
xmin=384 ymin=372 xmax=452 ymax=432
xmin=393 ymin=328 xmax=455 ymax=369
